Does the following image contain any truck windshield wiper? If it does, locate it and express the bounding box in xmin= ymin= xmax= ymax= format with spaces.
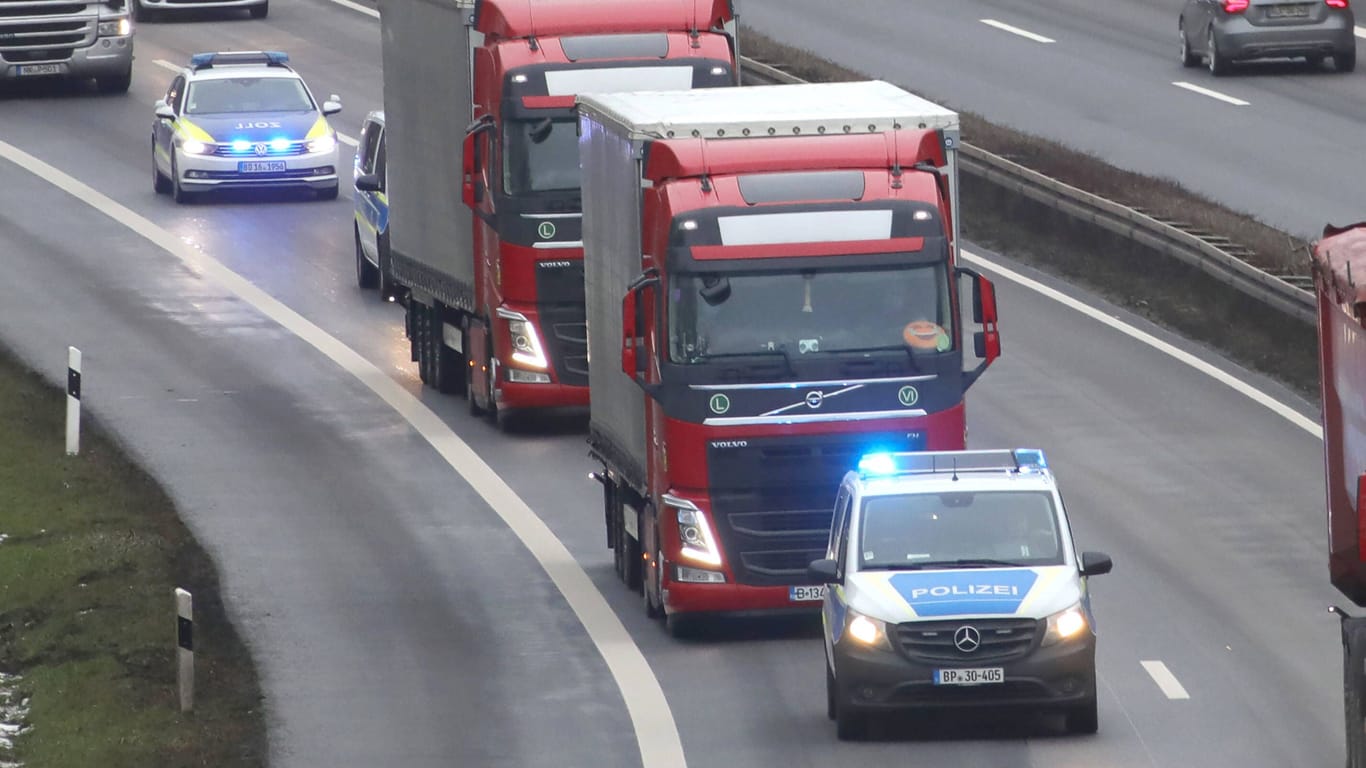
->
xmin=697 ymin=348 xmax=793 ymax=375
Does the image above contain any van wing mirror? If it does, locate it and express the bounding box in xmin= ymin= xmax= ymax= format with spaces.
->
xmin=355 ymin=172 xmax=381 ymax=192
xmin=808 ymin=558 xmax=839 ymax=584
xmin=1080 ymin=551 xmax=1113 ymax=577
xmin=957 ymin=266 xmax=1000 ymax=387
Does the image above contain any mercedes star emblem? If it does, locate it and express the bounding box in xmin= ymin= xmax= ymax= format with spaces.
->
xmin=954 ymin=625 xmax=982 ymax=653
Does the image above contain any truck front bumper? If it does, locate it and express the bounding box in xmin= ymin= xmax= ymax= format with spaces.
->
xmin=494 ymin=375 xmax=589 ymax=410
xmin=2 ymin=35 xmax=133 ymax=80
xmin=662 ymin=578 xmax=824 ymax=618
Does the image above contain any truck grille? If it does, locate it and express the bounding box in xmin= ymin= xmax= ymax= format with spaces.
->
xmin=534 ymin=261 xmax=587 ymax=388
xmin=0 ymin=0 xmax=95 ymax=55
xmin=707 ymin=431 xmax=922 ymax=586
xmin=893 ymin=618 xmax=1040 ymax=664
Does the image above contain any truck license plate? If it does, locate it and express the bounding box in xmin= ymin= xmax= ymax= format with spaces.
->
xmin=239 ymin=160 xmax=287 ymax=173
xmin=934 ymin=668 xmax=1004 ymax=685
xmin=17 ymin=63 xmax=63 ymax=76
xmin=789 ymin=585 xmax=826 ymax=602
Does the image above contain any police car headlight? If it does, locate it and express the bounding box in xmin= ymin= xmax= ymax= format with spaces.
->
xmin=181 ymin=139 xmax=214 ymax=156
xmin=98 ymin=17 xmax=131 ymax=36
xmin=307 ymin=134 xmax=337 ymax=154
xmin=663 ymin=494 xmax=722 ymax=567
xmin=1042 ymin=603 xmax=1089 ymax=646
xmin=496 ymin=309 xmax=548 ymax=370
xmin=846 ymin=609 xmax=891 ymax=650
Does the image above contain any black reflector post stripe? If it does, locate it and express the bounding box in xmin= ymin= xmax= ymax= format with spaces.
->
xmin=176 ymin=588 xmax=194 ymax=712
xmin=65 ymin=345 xmax=81 ymax=456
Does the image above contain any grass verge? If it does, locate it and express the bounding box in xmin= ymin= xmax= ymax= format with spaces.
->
xmin=741 ymin=28 xmax=1320 ymax=399
xmin=0 ymin=345 xmax=265 ymax=767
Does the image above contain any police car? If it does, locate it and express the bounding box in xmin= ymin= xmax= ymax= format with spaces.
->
xmin=810 ymin=449 xmax=1113 ymax=740
xmin=353 ymin=110 xmax=396 ymax=298
xmin=151 ymin=51 xmax=341 ymax=203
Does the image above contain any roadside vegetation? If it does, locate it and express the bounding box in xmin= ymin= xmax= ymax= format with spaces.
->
xmin=742 ymin=29 xmax=1320 ymax=399
xmin=0 ymin=346 xmax=264 ymax=767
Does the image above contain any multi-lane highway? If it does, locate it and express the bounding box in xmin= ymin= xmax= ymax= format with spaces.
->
xmin=740 ymin=0 xmax=1366 ymax=238
xmin=0 ymin=0 xmax=1344 ymax=765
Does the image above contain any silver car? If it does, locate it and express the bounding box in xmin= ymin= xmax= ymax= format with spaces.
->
xmin=1180 ymin=0 xmax=1355 ymax=74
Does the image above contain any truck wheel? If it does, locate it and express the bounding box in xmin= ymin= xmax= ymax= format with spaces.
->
xmin=834 ymin=690 xmax=867 ymax=741
xmin=1344 ymin=617 xmax=1366 ymax=767
xmin=429 ymin=311 xmax=462 ymax=395
xmin=415 ymin=305 xmax=433 ymax=385
xmin=355 ymin=226 xmax=378 ymax=289
xmin=826 ymin=663 xmax=837 ymax=721
xmin=643 ymin=547 xmax=663 ymax=619
xmin=465 ymin=326 xmax=487 ymax=416
xmin=97 ymin=68 xmax=132 ymax=94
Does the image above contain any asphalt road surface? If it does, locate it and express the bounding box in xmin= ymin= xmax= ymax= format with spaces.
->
xmin=0 ymin=0 xmax=1343 ymax=765
xmin=739 ymin=0 xmax=1366 ymax=238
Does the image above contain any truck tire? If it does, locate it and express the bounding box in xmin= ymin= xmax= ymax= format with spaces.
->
xmin=429 ymin=315 xmax=462 ymax=395
xmin=355 ymin=226 xmax=378 ymax=289
xmin=97 ymin=68 xmax=132 ymax=94
xmin=416 ymin=305 xmax=434 ymax=385
xmin=465 ymin=326 xmax=488 ymax=416
xmin=1344 ymin=617 xmax=1366 ymax=767
xmin=643 ymin=546 xmax=663 ymax=619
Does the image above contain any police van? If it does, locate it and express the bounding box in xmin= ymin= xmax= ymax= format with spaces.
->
xmin=809 ymin=449 xmax=1113 ymax=740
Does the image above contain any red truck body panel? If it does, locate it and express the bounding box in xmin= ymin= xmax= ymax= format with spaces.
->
xmin=475 ymin=0 xmax=734 ymax=38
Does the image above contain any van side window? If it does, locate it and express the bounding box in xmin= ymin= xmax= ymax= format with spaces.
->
xmin=359 ymin=121 xmax=382 ymax=175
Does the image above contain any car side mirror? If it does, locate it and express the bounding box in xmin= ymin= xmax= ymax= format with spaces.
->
xmin=355 ymin=172 xmax=381 ymax=192
xmin=1080 ymin=551 xmax=1113 ymax=577
xmin=154 ymin=103 xmax=175 ymax=121
xmin=322 ymin=99 xmax=342 ymax=116
xmin=808 ymin=558 xmax=839 ymax=584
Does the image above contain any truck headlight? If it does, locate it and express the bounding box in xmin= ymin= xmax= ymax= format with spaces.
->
xmin=98 ymin=17 xmax=132 ymax=36
xmin=307 ymin=134 xmax=336 ymax=154
xmin=845 ymin=609 xmax=891 ymax=650
xmin=496 ymin=308 xmax=547 ymax=369
xmin=1042 ymin=603 xmax=1089 ymax=646
xmin=181 ymin=139 xmax=214 ymax=156
xmin=663 ymin=494 xmax=721 ymax=567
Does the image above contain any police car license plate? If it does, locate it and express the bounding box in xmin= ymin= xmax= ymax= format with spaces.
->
xmin=239 ymin=161 xmax=287 ymax=173
xmin=934 ymin=668 xmax=1004 ymax=685
xmin=17 ymin=63 xmax=63 ymax=76
xmin=789 ymin=585 xmax=826 ymax=602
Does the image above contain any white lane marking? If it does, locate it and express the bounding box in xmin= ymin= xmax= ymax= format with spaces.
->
xmin=1355 ymin=26 xmax=1366 ymax=38
xmin=1140 ymin=660 xmax=1191 ymax=699
xmin=320 ymin=0 xmax=378 ymax=18
xmin=1171 ymin=81 xmax=1250 ymax=107
xmin=960 ymin=249 xmax=1322 ymax=438
xmin=153 ymin=58 xmax=180 ymax=74
xmin=980 ymin=18 xmax=1056 ymax=44
xmin=337 ymin=133 xmax=359 ymax=147
xmin=0 ymin=139 xmax=688 ymax=768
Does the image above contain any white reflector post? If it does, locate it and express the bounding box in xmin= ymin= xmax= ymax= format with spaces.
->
xmin=175 ymin=588 xmax=194 ymax=712
xmin=65 ymin=346 xmax=81 ymax=456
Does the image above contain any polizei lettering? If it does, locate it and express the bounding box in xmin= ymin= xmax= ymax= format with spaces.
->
xmin=909 ymin=584 xmax=1019 ymax=600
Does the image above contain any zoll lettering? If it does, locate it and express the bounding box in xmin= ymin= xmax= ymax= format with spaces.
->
xmin=909 ymin=585 xmax=1019 ymax=599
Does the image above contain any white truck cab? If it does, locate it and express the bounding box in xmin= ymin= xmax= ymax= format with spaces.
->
xmin=811 ymin=449 xmax=1113 ymax=740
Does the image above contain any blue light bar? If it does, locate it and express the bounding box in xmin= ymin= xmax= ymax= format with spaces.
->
xmin=189 ymin=51 xmax=290 ymax=71
xmin=857 ymin=453 xmax=898 ymax=477
xmin=1013 ymin=448 xmax=1048 ymax=471
xmin=855 ymin=449 xmax=1050 ymax=479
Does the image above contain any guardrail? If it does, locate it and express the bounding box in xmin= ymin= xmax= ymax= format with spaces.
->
xmin=739 ymin=56 xmax=1317 ymax=325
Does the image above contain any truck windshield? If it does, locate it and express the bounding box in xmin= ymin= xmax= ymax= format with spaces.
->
xmin=184 ymin=78 xmax=314 ymax=115
xmin=859 ymin=491 xmax=1063 ymax=569
xmin=668 ymin=263 xmax=951 ymax=364
xmin=503 ymin=117 xmax=579 ymax=195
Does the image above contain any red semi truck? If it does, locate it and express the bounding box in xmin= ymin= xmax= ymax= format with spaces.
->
xmin=578 ymin=81 xmax=1002 ymax=634
xmin=1312 ymin=223 xmax=1366 ymax=766
xmin=376 ymin=0 xmax=738 ymax=428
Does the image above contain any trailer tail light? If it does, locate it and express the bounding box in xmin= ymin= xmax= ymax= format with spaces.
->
xmin=1222 ymin=0 xmax=1249 ymax=11
xmin=1327 ymin=0 xmax=1349 ymax=9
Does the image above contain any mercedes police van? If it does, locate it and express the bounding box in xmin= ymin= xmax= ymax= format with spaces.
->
xmin=809 ymin=449 xmax=1113 ymax=740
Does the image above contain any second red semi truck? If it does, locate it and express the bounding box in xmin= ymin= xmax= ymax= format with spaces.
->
xmin=376 ymin=0 xmax=739 ymax=428
xmin=578 ymin=81 xmax=1002 ymax=634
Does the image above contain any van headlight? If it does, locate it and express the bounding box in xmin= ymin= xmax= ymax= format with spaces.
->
xmin=307 ymin=134 xmax=337 ymax=154
xmin=662 ymin=494 xmax=721 ymax=567
xmin=1042 ymin=603 xmax=1089 ymax=646
xmin=98 ymin=17 xmax=131 ymax=36
xmin=496 ymin=308 xmax=547 ymax=369
xmin=845 ymin=609 xmax=891 ymax=650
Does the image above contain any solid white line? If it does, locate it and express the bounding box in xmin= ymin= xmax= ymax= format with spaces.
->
xmin=320 ymin=0 xmax=378 ymax=19
xmin=153 ymin=58 xmax=180 ymax=74
xmin=1172 ymin=81 xmax=1250 ymax=107
xmin=1140 ymin=660 xmax=1191 ymax=699
xmin=980 ymin=18 xmax=1056 ymax=44
xmin=337 ymin=133 xmax=359 ymax=147
xmin=960 ymin=249 xmax=1322 ymax=438
xmin=1355 ymin=25 xmax=1366 ymax=39
xmin=0 ymin=139 xmax=688 ymax=768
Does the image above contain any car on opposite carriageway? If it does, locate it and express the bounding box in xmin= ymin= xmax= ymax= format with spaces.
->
xmin=151 ymin=51 xmax=342 ymax=204
xmin=810 ymin=449 xmax=1113 ymax=740
xmin=1180 ymin=0 xmax=1355 ymax=74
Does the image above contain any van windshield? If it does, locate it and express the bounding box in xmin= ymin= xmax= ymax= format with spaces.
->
xmin=859 ymin=491 xmax=1064 ymax=569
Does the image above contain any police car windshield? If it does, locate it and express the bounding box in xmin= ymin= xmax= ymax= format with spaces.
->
xmin=185 ymin=78 xmax=314 ymax=115
xmin=503 ymin=117 xmax=579 ymax=195
xmin=668 ymin=263 xmax=950 ymax=364
xmin=858 ymin=490 xmax=1064 ymax=570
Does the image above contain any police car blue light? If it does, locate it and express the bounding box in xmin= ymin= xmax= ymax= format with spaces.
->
xmin=1013 ymin=448 xmax=1048 ymax=470
xmin=857 ymin=452 xmax=898 ymax=477
xmin=270 ymin=137 xmax=291 ymax=152
xmin=232 ymin=140 xmax=251 ymax=152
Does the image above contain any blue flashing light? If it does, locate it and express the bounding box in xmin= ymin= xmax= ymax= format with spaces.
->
xmin=858 ymin=453 xmax=898 ymax=477
xmin=232 ymin=140 xmax=251 ymax=152
xmin=188 ymin=53 xmax=214 ymax=69
xmin=270 ymin=137 xmax=291 ymax=152
xmin=1013 ymin=448 xmax=1048 ymax=471
xmin=188 ymin=51 xmax=290 ymax=72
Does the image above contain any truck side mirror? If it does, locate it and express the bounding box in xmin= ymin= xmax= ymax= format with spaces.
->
xmin=957 ymin=267 xmax=1000 ymax=387
xmin=461 ymin=132 xmax=483 ymax=207
xmin=621 ymin=289 xmax=639 ymax=377
xmin=808 ymin=558 xmax=839 ymax=584
xmin=1080 ymin=551 xmax=1113 ymax=577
